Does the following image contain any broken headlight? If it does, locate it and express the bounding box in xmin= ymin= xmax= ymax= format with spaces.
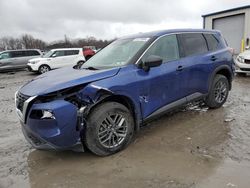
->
xmin=30 ymin=109 xmax=55 ymax=120
xmin=36 ymin=85 xmax=87 ymax=109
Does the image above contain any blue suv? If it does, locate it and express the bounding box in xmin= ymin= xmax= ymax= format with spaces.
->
xmin=15 ymin=29 xmax=234 ymax=156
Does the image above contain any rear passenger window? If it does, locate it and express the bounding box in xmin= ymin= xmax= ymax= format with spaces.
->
xmin=142 ymin=34 xmax=179 ymax=62
xmin=178 ymin=33 xmax=208 ymax=57
xmin=203 ymin=34 xmax=220 ymax=51
xmin=65 ymin=50 xmax=79 ymax=56
xmin=11 ymin=51 xmax=26 ymax=58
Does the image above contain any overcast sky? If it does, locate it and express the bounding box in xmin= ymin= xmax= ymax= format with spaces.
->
xmin=0 ymin=0 xmax=249 ymax=42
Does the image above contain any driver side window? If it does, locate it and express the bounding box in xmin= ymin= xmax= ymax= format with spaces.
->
xmin=142 ymin=34 xmax=180 ymax=63
xmin=0 ymin=52 xmax=11 ymax=60
xmin=52 ymin=51 xmax=65 ymax=57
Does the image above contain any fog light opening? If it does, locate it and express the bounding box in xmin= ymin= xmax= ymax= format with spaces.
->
xmin=41 ymin=110 xmax=55 ymax=120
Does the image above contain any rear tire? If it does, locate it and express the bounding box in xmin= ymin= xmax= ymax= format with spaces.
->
xmin=84 ymin=102 xmax=134 ymax=156
xmin=205 ymin=74 xmax=229 ymax=109
xmin=38 ymin=65 xmax=50 ymax=74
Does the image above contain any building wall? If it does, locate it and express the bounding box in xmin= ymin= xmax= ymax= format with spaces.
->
xmin=204 ymin=8 xmax=250 ymax=47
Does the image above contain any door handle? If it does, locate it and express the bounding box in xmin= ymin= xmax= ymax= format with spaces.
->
xmin=210 ymin=56 xmax=217 ymax=61
xmin=176 ymin=65 xmax=184 ymax=71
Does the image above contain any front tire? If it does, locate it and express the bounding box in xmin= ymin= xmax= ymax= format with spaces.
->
xmin=84 ymin=102 xmax=134 ymax=156
xmin=205 ymin=74 xmax=229 ymax=109
xmin=38 ymin=65 xmax=50 ymax=74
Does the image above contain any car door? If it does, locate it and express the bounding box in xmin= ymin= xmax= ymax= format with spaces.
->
xmin=18 ymin=50 xmax=32 ymax=68
xmin=50 ymin=50 xmax=66 ymax=69
xmin=63 ymin=50 xmax=80 ymax=67
xmin=177 ymin=33 xmax=211 ymax=100
xmin=10 ymin=51 xmax=28 ymax=68
xmin=136 ymin=34 xmax=184 ymax=119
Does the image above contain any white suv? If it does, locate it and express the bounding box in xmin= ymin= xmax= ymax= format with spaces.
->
xmin=27 ymin=48 xmax=85 ymax=74
xmin=235 ymin=50 xmax=250 ymax=76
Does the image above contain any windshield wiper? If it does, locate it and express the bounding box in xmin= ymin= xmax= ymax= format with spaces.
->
xmin=82 ymin=66 xmax=99 ymax=70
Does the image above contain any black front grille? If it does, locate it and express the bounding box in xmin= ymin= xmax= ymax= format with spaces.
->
xmin=245 ymin=59 xmax=250 ymax=64
xmin=240 ymin=68 xmax=250 ymax=71
xmin=16 ymin=92 xmax=30 ymax=112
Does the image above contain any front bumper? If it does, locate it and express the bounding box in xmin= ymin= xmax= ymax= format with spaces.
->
xmin=235 ymin=59 xmax=250 ymax=73
xmin=15 ymin=94 xmax=84 ymax=152
xmin=27 ymin=65 xmax=35 ymax=72
xmin=27 ymin=63 xmax=39 ymax=72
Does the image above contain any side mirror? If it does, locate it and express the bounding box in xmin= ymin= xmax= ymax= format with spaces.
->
xmin=51 ymin=54 xmax=57 ymax=58
xmin=142 ymin=55 xmax=163 ymax=71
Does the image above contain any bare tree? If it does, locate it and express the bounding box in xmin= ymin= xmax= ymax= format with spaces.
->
xmin=0 ymin=34 xmax=112 ymax=52
xmin=20 ymin=34 xmax=46 ymax=49
xmin=0 ymin=37 xmax=23 ymax=51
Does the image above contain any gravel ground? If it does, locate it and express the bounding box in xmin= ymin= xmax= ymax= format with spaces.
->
xmin=0 ymin=70 xmax=250 ymax=188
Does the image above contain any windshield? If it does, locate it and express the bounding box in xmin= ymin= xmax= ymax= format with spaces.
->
xmin=82 ymin=38 xmax=150 ymax=69
xmin=43 ymin=50 xmax=54 ymax=58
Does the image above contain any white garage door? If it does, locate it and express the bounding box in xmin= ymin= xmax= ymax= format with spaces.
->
xmin=213 ymin=14 xmax=245 ymax=54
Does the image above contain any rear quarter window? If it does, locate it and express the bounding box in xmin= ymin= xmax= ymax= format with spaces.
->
xmin=26 ymin=50 xmax=41 ymax=56
xmin=203 ymin=34 xmax=220 ymax=51
xmin=178 ymin=33 xmax=208 ymax=57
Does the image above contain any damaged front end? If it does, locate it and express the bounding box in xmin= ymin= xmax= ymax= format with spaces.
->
xmin=15 ymin=83 xmax=113 ymax=152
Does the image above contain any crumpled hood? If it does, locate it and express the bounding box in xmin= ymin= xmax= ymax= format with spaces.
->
xmin=20 ymin=67 xmax=120 ymax=96
xmin=240 ymin=50 xmax=250 ymax=60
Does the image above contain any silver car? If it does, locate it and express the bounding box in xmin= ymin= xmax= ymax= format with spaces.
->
xmin=0 ymin=49 xmax=42 ymax=71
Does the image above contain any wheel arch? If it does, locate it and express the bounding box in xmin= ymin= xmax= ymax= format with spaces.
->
xmin=209 ymin=65 xmax=233 ymax=91
xmin=88 ymin=93 xmax=140 ymax=132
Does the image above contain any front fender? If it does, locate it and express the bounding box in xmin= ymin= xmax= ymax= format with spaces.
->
xmin=77 ymin=83 xmax=142 ymax=131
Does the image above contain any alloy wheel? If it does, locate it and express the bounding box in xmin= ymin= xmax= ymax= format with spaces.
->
xmin=214 ymin=80 xmax=227 ymax=103
xmin=40 ymin=66 xmax=49 ymax=73
xmin=98 ymin=113 xmax=128 ymax=149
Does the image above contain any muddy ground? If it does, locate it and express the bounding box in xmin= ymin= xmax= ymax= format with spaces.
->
xmin=0 ymin=70 xmax=250 ymax=188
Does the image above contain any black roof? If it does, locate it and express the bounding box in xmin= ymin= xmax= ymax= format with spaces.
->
xmin=202 ymin=5 xmax=250 ymax=17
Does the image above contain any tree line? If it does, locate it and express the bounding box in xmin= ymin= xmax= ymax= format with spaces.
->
xmin=0 ymin=34 xmax=113 ymax=52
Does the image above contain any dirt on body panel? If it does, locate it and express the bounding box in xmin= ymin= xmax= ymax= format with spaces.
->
xmin=0 ymin=71 xmax=250 ymax=188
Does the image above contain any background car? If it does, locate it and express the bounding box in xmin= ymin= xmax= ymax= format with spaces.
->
xmin=235 ymin=49 xmax=250 ymax=76
xmin=27 ymin=48 xmax=86 ymax=74
xmin=83 ymin=46 xmax=96 ymax=60
xmin=0 ymin=49 xmax=42 ymax=72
